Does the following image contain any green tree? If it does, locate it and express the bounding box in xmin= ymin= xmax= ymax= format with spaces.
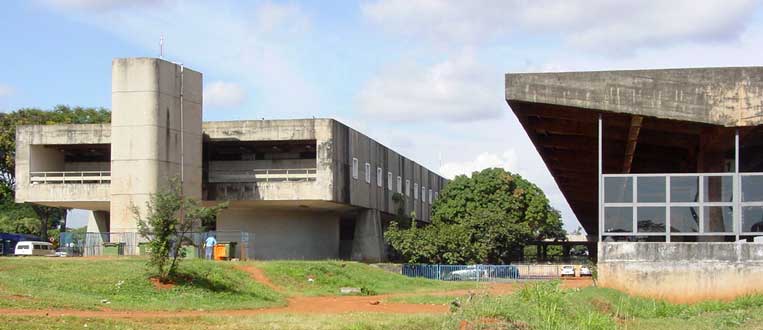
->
xmin=385 ymin=168 xmax=565 ymax=264
xmin=0 ymin=105 xmax=110 ymax=239
xmin=133 ymin=179 xmax=228 ymax=282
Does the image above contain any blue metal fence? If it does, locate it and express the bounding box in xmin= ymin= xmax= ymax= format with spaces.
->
xmin=402 ymin=264 xmax=521 ymax=281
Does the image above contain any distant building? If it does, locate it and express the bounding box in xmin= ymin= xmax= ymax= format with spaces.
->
xmin=15 ymin=58 xmax=446 ymax=261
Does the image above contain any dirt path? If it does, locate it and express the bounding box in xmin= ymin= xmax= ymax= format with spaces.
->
xmin=0 ymin=265 xmax=592 ymax=319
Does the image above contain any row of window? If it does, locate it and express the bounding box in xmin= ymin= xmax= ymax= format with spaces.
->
xmin=352 ymin=157 xmax=439 ymax=204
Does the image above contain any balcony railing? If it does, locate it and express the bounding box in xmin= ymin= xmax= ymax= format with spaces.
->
xmin=208 ymin=168 xmax=317 ymax=183
xmin=30 ymin=171 xmax=111 ymax=184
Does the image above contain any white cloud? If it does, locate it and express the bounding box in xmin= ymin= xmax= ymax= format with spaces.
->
xmin=438 ymin=150 xmax=517 ymax=179
xmin=0 ymin=84 xmax=13 ymax=98
xmin=40 ymin=1 xmax=318 ymax=119
xmin=362 ymin=0 xmax=759 ymax=53
xmin=42 ymin=0 xmax=165 ymax=12
xmin=357 ymin=50 xmax=503 ymax=122
xmin=204 ymin=81 xmax=247 ymax=108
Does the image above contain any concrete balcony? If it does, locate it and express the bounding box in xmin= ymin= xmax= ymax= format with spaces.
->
xmin=205 ymin=168 xmax=325 ymax=201
xmin=22 ymin=172 xmax=110 ymax=210
xmin=30 ymin=171 xmax=111 ymax=184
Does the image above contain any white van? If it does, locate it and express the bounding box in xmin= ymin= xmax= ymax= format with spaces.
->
xmin=14 ymin=241 xmax=55 ymax=256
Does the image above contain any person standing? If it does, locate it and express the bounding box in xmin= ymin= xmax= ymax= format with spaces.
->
xmin=205 ymin=234 xmax=217 ymax=260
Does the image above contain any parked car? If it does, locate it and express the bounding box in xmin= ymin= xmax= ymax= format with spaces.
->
xmin=580 ymin=265 xmax=592 ymax=276
xmin=54 ymin=248 xmax=69 ymax=257
xmin=560 ymin=265 xmax=576 ymax=277
xmin=14 ymin=241 xmax=55 ymax=256
xmin=447 ymin=266 xmax=487 ymax=280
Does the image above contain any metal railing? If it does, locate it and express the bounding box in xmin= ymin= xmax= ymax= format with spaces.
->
xmin=402 ymin=264 xmax=578 ymax=281
xmin=58 ymin=231 xmax=254 ymax=260
xmin=209 ymin=168 xmax=317 ymax=183
xmin=30 ymin=171 xmax=111 ymax=184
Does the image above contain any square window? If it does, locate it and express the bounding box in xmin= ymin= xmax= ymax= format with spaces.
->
xmin=352 ymin=158 xmax=358 ymax=179
xmin=670 ymin=206 xmax=699 ymax=233
xmin=429 ymin=189 xmax=433 ymax=204
xmin=637 ymin=177 xmax=666 ymax=203
xmin=637 ymin=207 xmax=666 ymax=233
xmin=422 ymin=186 xmax=426 ymax=203
xmin=704 ymin=206 xmax=733 ymax=233
xmin=670 ymin=176 xmax=698 ymax=202
xmin=605 ymin=177 xmax=633 ymax=203
xmin=604 ymin=207 xmax=633 ymax=233
xmin=414 ymin=183 xmax=419 ymax=199
xmin=742 ymin=206 xmax=763 ymax=232
xmin=405 ymin=180 xmax=411 ymax=196
xmin=364 ymin=163 xmax=371 ymax=183
xmin=397 ymin=176 xmax=402 ymax=193
xmin=704 ymin=176 xmax=733 ymax=203
xmin=742 ymin=175 xmax=763 ymax=202
xmin=376 ymin=167 xmax=383 ymax=187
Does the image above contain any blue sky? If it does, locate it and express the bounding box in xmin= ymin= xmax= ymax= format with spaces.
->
xmin=2 ymin=0 xmax=763 ymax=230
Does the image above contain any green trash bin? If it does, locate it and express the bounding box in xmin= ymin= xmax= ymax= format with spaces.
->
xmin=138 ymin=242 xmax=151 ymax=256
xmin=223 ymin=242 xmax=237 ymax=259
xmin=181 ymin=245 xmax=197 ymax=259
xmin=103 ymin=242 xmax=124 ymax=256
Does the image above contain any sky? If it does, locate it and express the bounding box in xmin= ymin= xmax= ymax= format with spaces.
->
xmin=1 ymin=0 xmax=763 ymax=230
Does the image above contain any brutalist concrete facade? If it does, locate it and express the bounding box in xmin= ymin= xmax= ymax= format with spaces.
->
xmin=15 ymin=58 xmax=446 ymax=261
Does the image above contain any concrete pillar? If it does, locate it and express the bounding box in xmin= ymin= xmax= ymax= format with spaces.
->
xmin=351 ymin=208 xmax=384 ymax=262
xmin=110 ymin=58 xmax=203 ymax=232
xmin=86 ymin=211 xmax=110 ymax=232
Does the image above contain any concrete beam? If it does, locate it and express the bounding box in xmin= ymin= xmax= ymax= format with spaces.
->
xmin=622 ymin=115 xmax=643 ymax=173
xmin=507 ymin=67 xmax=763 ymax=127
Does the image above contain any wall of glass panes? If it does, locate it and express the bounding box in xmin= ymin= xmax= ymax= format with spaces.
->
xmin=601 ymin=173 xmax=763 ymax=239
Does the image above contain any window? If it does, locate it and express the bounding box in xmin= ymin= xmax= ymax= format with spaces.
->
xmin=422 ymin=186 xmax=426 ymax=203
xmin=435 ymin=192 xmax=439 ymax=200
xmin=376 ymin=167 xmax=383 ymax=187
xmin=352 ymin=158 xmax=359 ymax=179
xmin=405 ymin=179 xmax=411 ymax=196
xmin=414 ymin=183 xmax=419 ymax=199
xmin=364 ymin=163 xmax=371 ymax=183
xmin=397 ymin=176 xmax=402 ymax=193
xmin=388 ymin=172 xmax=393 ymax=191
xmin=429 ymin=189 xmax=433 ymax=204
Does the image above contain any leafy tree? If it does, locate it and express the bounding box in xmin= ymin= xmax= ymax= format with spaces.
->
xmin=133 ymin=179 xmax=228 ymax=282
xmin=0 ymin=105 xmax=110 ymax=238
xmin=385 ymin=168 xmax=565 ymax=264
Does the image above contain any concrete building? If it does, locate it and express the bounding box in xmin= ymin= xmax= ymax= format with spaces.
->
xmin=15 ymin=58 xmax=446 ymax=261
xmin=506 ymin=67 xmax=763 ymax=302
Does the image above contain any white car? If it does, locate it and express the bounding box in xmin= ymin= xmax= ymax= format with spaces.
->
xmin=560 ymin=265 xmax=576 ymax=277
xmin=15 ymin=241 xmax=55 ymax=256
xmin=447 ymin=266 xmax=487 ymax=280
xmin=580 ymin=265 xmax=592 ymax=276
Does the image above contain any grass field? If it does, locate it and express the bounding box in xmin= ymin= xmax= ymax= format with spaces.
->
xmin=3 ymin=258 xmax=763 ymax=329
xmin=253 ymin=260 xmax=476 ymax=296
xmin=0 ymin=257 xmax=283 ymax=311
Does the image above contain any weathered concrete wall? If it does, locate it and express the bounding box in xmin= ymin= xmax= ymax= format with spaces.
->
xmin=598 ymin=242 xmax=763 ymax=303
xmin=110 ymin=58 xmax=203 ymax=232
xmin=206 ymin=181 xmax=327 ymax=201
xmin=15 ymin=124 xmax=111 ymax=207
xmin=217 ymin=207 xmax=340 ymax=259
xmin=351 ymin=208 xmax=384 ymax=262
xmin=506 ymin=67 xmax=763 ymax=127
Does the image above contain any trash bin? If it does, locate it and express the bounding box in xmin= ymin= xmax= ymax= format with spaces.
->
xmin=213 ymin=242 xmax=238 ymax=260
xmin=102 ymin=242 xmax=124 ymax=256
xmin=181 ymin=245 xmax=197 ymax=259
xmin=138 ymin=242 xmax=151 ymax=256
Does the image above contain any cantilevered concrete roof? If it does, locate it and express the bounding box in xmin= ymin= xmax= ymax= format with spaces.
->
xmin=505 ymin=67 xmax=763 ymax=235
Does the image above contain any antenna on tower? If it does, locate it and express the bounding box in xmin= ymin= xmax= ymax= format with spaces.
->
xmin=159 ymin=34 xmax=165 ymax=59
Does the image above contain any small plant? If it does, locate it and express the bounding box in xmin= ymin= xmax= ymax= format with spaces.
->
xmin=133 ymin=178 xmax=228 ymax=282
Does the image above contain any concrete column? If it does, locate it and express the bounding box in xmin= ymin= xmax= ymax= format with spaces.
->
xmin=86 ymin=211 xmax=110 ymax=232
xmin=110 ymin=58 xmax=203 ymax=232
xmin=351 ymin=208 xmax=384 ymax=262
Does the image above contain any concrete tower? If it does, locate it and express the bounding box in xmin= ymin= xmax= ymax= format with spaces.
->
xmin=109 ymin=58 xmax=203 ymax=232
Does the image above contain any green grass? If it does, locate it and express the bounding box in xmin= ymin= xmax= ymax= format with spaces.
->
xmin=253 ymin=260 xmax=477 ymax=296
xmin=0 ymin=257 xmax=283 ymax=311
